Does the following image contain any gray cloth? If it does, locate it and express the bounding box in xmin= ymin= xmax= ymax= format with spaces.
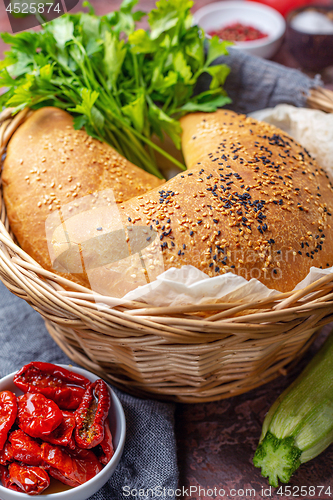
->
xmin=0 ymin=281 xmax=178 ymax=500
xmin=198 ymin=47 xmax=322 ymax=114
xmin=0 ymin=48 xmax=323 ymax=499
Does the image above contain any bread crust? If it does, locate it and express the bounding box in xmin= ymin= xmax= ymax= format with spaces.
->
xmin=51 ymin=110 xmax=333 ymax=295
xmin=2 ymin=107 xmax=163 ymax=286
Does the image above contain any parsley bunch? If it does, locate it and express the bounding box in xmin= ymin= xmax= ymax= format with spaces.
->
xmin=0 ymin=0 xmax=231 ymax=177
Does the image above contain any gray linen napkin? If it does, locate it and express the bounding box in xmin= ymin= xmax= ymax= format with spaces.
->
xmin=0 ymin=48 xmax=323 ymax=499
xmin=197 ymin=47 xmax=322 ymax=114
xmin=0 ymin=281 xmax=178 ymax=500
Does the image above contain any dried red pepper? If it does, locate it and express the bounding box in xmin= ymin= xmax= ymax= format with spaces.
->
xmin=9 ymin=430 xmax=43 ymax=466
xmin=17 ymin=393 xmax=63 ymax=438
xmin=14 ymin=362 xmax=90 ymax=410
xmin=0 ymin=365 xmax=112 ymax=495
xmin=74 ymin=379 xmax=110 ymax=449
xmin=8 ymin=463 xmax=50 ymax=495
xmin=41 ymin=443 xmax=102 ymax=485
xmin=0 ymin=390 xmax=17 ymax=450
xmin=0 ymin=463 xmax=23 ymax=492
xmin=97 ymin=418 xmax=114 ymax=465
xmin=0 ymin=441 xmax=13 ymax=466
xmin=42 ymin=411 xmax=76 ymax=448
xmin=47 ymin=466 xmax=80 ymax=488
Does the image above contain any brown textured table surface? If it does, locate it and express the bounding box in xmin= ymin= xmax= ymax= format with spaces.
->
xmin=175 ymin=326 xmax=333 ymax=500
xmin=1 ymin=2 xmax=333 ymax=498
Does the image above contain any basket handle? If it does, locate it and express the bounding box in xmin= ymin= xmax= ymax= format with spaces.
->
xmin=307 ymin=87 xmax=333 ymax=113
xmin=0 ymin=108 xmax=30 ymax=157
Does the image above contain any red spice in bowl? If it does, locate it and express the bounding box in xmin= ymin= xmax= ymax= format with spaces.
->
xmin=208 ymin=22 xmax=268 ymax=41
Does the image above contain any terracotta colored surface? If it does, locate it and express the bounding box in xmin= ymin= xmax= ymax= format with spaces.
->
xmin=1 ymin=2 xmax=333 ymax=498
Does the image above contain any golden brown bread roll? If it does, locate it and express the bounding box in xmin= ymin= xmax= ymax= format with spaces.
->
xmin=50 ymin=110 xmax=333 ymax=295
xmin=2 ymin=107 xmax=163 ymax=286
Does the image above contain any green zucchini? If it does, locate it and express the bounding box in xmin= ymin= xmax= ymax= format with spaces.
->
xmin=253 ymin=331 xmax=333 ymax=487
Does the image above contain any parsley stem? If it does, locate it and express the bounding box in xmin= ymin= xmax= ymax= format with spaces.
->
xmin=131 ymin=129 xmax=186 ymax=172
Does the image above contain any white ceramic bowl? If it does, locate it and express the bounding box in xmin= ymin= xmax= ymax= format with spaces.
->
xmin=193 ymin=1 xmax=286 ymax=59
xmin=0 ymin=364 xmax=126 ymax=500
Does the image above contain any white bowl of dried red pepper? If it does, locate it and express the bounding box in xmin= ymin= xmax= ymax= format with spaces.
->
xmin=0 ymin=363 xmax=126 ymax=500
xmin=193 ymin=1 xmax=286 ymax=59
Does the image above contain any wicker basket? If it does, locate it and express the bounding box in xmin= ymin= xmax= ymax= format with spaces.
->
xmin=1 ymin=88 xmax=333 ymax=403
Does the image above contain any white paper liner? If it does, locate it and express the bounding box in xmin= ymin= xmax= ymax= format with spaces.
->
xmin=250 ymin=104 xmax=333 ymax=179
xmin=121 ymin=264 xmax=333 ymax=307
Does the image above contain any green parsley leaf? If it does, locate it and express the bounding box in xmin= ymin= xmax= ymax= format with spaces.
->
xmin=122 ymin=91 xmax=146 ymax=133
xmin=48 ymin=16 xmax=74 ymax=50
xmin=149 ymin=0 xmax=193 ymax=40
xmin=206 ymin=36 xmax=232 ymax=67
xmin=39 ymin=64 xmax=54 ymax=81
xmin=73 ymin=114 xmax=87 ymax=130
xmin=128 ymin=30 xmax=158 ymax=54
xmin=179 ymin=94 xmax=231 ymax=113
xmin=0 ymin=68 xmax=16 ymax=87
xmin=149 ymin=103 xmax=182 ymax=148
xmin=103 ymin=31 xmax=127 ymax=86
xmin=205 ymin=64 xmax=231 ymax=90
xmin=68 ymin=88 xmax=99 ymax=116
xmin=173 ymin=51 xmax=193 ymax=84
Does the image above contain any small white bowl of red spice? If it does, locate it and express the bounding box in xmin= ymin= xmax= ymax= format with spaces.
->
xmin=0 ymin=362 xmax=126 ymax=500
xmin=193 ymin=1 xmax=286 ymax=59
